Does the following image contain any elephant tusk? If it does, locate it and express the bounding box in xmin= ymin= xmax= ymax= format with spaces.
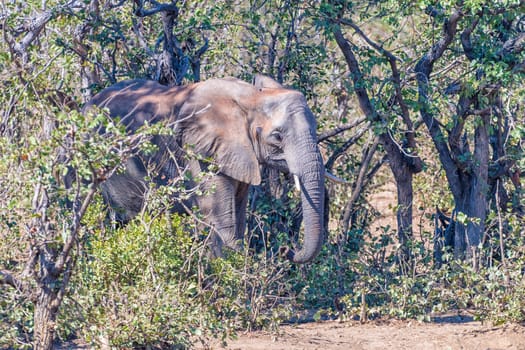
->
xmin=293 ymin=174 xmax=301 ymax=192
xmin=325 ymin=171 xmax=349 ymax=184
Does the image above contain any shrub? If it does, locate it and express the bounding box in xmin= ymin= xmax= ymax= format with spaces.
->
xmin=59 ymin=206 xmax=228 ymax=348
xmin=56 ymin=199 xmax=301 ymax=348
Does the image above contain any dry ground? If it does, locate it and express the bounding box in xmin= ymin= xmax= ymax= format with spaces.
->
xmin=211 ymin=318 xmax=525 ymax=350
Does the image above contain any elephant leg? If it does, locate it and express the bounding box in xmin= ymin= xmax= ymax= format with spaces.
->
xmin=234 ymin=183 xmax=250 ymax=242
xmin=197 ymin=173 xmax=242 ymax=254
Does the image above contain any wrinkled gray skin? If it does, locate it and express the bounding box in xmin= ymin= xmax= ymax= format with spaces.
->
xmin=83 ymin=75 xmax=325 ymax=263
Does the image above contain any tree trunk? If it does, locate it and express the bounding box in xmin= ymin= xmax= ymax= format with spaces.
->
xmin=454 ymin=190 xmax=487 ymax=267
xmin=34 ymin=288 xmax=59 ymax=350
xmin=392 ymin=165 xmax=414 ymax=271
xmin=453 ymin=116 xmax=489 ymax=264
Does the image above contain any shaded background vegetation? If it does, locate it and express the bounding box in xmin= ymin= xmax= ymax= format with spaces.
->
xmin=1 ymin=0 xmax=524 ymax=348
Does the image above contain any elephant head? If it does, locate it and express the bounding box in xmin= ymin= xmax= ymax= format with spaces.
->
xmin=251 ymin=75 xmax=325 ymax=263
xmin=85 ymin=75 xmax=325 ymax=263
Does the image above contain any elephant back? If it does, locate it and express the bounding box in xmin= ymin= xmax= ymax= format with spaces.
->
xmin=84 ymin=79 xmax=191 ymax=133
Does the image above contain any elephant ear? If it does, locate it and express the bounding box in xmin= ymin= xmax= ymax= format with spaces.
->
xmin=214 ymin=132 xmax=261 ymax=186
xmin=182 ymin=102 xmax=262 ymax=186
xmin=253 ymin=74 xmax=283 ymax=90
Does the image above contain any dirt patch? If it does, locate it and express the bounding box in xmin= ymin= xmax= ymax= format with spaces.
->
xmin=210 ymin=319 xmax=525 ymax=350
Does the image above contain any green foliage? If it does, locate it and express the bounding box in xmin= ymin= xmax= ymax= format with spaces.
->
xmin=54 ymin=205 xmax=303 ymax=348
xmin=334 ymin=224 xmax=525 ymax=324
xmin=59 ymin=210 xmax=226 ymax=348
xmin=0 ymin=293 xmax=34 ymax=349
xmin=0 ymin=99 xmax=150 ymax=348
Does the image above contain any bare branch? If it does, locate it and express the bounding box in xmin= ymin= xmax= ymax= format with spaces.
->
xmin=52 ymin=253 xmax=76 ymax=310
xmin=317 ymin=116 xmax=367 ymax=142
xmin=132 ymin=17 xmax=156 ymax=57
xmin=338 ymin=17 xmax=401 ymax=63
xmin=333 ymin=18 xmax=422 ymax=174
xmin=277 ymin=3 xmax=298 ymax=82
xmin=341 ymin=136 xmax=382 ymax=233
xmin=12 ymin=11 xmax=52 ymax=57
xmin=52 ymin=183 xmax=98 ymax=276
xmin=0 ymin=269 xmax=24 ymax=291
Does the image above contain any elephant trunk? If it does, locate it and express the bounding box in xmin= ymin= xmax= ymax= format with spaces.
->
xmin=284 ymin=137 xmax=325 ymax=264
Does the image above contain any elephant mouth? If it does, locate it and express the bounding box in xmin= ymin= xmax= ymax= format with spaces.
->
xmin=265 ymin=159 xmax=289 ymax=174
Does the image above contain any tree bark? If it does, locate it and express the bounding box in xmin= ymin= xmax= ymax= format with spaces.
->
xmin=394 ymin=165 xmax=415 ymax=270
xmin=454 ymin=114 xmax=489 ymax=263
xmin=34 ymin=289 xmax=59 ymax=350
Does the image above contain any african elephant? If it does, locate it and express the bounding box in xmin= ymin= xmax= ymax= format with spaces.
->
xmin=83 ymin=75 xmax=325 ymax=263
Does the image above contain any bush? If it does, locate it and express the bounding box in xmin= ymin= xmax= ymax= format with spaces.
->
xmin=336 ymin=223 xmax=525 ymax=324
xmin=58 ymin=205 xmax=227 ymax=348
xmin=55 ymin=198 xmax=303 ymax=348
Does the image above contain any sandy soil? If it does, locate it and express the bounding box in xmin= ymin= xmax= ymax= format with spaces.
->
xmin=210 ymin=318 xmax=525 ymax=350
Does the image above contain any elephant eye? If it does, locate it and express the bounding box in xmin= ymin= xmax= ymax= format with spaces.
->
xmin=269 ymin=130 xmax=283 ymax=143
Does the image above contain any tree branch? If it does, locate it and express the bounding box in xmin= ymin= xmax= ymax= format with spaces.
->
xmin=415 ymin=9 xmax=463 ymax=77
xmin=0 ymin=269 xmax=24 ymax=291
xmin=332 ymin=25 xmax=377 ymax=119
xmin=325 ymin=123 xmax=370 ymax=171
xmin=460 ymin=14 xmax=481 ymax=60
xmin=341 ymin=137 xmax=383 ymax=233
xmin=133 ymin=0 xmax=179 ymax=17
xmin=8 ymin=0 xmax=86 ymax=59
xmin=317 ymin=115 xmax=367 ymax=142
xmin=414 ymin=8 xmax=464 ymax=199
xmin=278 ymin=3 xmax=298 ymax=83
xmin=501 ymin=32 xmax=525 ymax=56
xmin=333 ymin=17 xmax=422 ymax=172
xmin=52 ymin=183 xmax=98 ymax=277
xmin=338 ymin=17 xmax=401 ymax=63
xmin=189 ymin=37 xmax=209 ymax=82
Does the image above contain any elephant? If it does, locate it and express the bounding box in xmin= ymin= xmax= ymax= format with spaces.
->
xmin=83 ymin=75 xmax=325 ymax=263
